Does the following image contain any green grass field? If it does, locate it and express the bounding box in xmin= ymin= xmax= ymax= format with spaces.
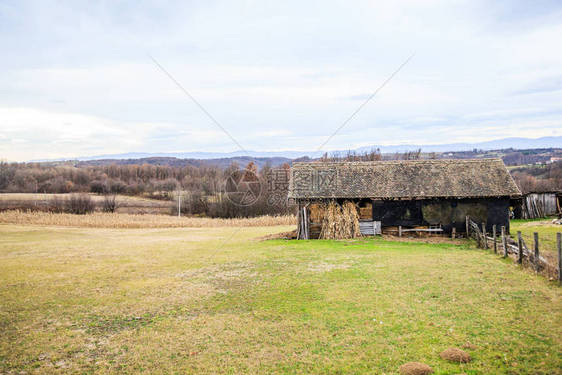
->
xmin=510 ymin=219 xmax=561 ymax=261
xmin=1 ymin=223 xmax=561 ymax=374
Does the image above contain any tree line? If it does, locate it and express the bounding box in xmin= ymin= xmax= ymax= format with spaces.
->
xmin=509 ymin=162 xmax=562 ymax=194
xmin=0 ymin=160 xmax=294 ymax=217
xmin=0 ymin=161 xmax=225 ymax=197
xmin=1 ymin=154 xmax=560 ymax=217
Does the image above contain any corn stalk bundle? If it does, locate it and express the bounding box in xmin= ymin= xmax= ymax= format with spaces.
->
xmin=319 ymin=200 xmax=360 ymax=239
xmin=342 ymin=201 xmax=361 ymax=238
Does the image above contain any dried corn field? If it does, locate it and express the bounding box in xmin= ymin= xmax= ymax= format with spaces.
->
xmin=0 ymin=210 xmax=296 ymax=228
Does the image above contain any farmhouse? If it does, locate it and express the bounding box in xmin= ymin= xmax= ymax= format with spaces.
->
xmin=288 ymin=158 xmax=521 ymax=239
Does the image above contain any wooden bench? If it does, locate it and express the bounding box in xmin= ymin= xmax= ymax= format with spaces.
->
xmin=397 ymin=226 xmax=443 ymax=237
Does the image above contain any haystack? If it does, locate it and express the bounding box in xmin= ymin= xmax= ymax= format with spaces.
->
xmin=439 ymin=347 xmax=471 ymax=363
xmin=319 ymin=200 xmax=360 ymax=239
xmin=399 ymin=362 xmax=433 ymax=375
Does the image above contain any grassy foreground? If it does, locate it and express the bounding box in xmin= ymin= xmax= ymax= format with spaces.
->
xmin=0 ymin=224 xmax=561 ymax=374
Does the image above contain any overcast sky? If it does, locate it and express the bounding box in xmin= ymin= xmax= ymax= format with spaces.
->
xmin=1 ymin=0 xmax=562 ymax=161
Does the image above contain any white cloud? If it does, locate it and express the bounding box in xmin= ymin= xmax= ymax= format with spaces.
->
xmin=0 ymin=107 xmax=227 ymax=161
xmin=0 ymin=0 xmax=561 ymax=160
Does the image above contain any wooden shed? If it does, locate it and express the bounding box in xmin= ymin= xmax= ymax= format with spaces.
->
xmin=516 ymin=191 xmax=561 ymax=219
xmin=288 ymin=159 xmax=521 ymax=239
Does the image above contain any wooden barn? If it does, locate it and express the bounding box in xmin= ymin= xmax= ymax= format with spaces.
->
xmin=288 ymin=159 xmax=521 ymax=239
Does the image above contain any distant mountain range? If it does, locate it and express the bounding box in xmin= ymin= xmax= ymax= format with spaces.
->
xmin=32 ymin=136 xmax=561 ymax=162
xmin=76 ymin=156 xmax=294 ymax=169
xmin=354 ymin=136 xmax=562 ymax=154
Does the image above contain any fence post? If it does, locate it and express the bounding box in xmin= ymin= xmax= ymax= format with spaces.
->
xmin=556 ymin=232 xmax=562 ymax=284
xmin=492 ymin=225 xmax=497 ymax=253
xmin=398 ymin=225 xmax=402 ymax=237
xmin=465 ymin=216 xmax=469 ymax=238
xmin=452 ymin=227 xmax=456 ymax=239
xmin=482 ymin=223 xmax=487 ymax=249
xmin=533 ymin=232 xmax=539 ymax=273
xmin=501 ymin=226 xmax=507 ymax=258
xmin=517 ymin=231 xmax=523 ymax=264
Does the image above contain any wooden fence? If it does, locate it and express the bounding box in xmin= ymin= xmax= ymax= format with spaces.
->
xmin=466 ymin=216 xmax=561 ymax=284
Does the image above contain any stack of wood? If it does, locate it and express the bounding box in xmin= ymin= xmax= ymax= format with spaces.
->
xmin=359 ymin=202 xmax=372 ymax=220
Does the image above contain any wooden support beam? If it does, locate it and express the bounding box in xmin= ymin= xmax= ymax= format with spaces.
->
xmin=517 ymin=231 xmax=523 ymax=264
xmin=398 ymin=225 xmax=402 ymax=237
xmin=296 ymin=204 xmax=302 ymax=240
xmin=465 ymin=216 xmax=469 ymax=238
xmin=556 ymin=232 xmax=562 ymax=285
xmin=534 ymin=232 xmax=539 ymax=273
xmin=482 ymin=223 xmax=487 ymax=249
xmin=492 ymin=225 xmax=497 ymax=254
xmin=452 ymin=227 xmax=456 ymax=239
xmin=501 ymin=226 xmax=507 ymax=258
xmin=303 ymin=205 xmax=309 ymax=240
xmin=400 ymin=228 xmax=443 ymax=233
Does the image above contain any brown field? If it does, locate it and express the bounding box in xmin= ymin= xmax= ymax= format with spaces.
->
xmin=0 ymin=193 xmax=171 ymax=214
xmin=0 ymin=210 xmax=296 ymax=228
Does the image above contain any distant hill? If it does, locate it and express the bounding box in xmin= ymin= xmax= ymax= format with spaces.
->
xmin=67 ymin=147 xmax=560 ymax=169
xmin=76 ymin=156 xmax=293 ymax=169
xmin=355 ymin=136 xmax=562 ymax=154
xmin=31 ymin=136 xmax=561 ymax=162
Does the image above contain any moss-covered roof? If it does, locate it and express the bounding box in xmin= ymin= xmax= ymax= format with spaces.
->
xmin=288 ymin=158 xmax=521 ymax=199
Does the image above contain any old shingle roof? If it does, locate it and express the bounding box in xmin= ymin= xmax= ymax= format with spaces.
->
xmin=288 ymin=159 xmax=521 ymax=199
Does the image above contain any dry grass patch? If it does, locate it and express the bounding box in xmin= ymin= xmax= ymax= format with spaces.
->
xmin=0 ymin=210 xmax=296 ymax=228
xmin=306 ymin=261 xmax=352 ymax=273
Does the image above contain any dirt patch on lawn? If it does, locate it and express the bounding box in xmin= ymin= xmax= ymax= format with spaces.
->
xmin=306 ymin=261 xmax=352 ymax=273
xmin=518 ymin=220 xmax=558 ymax=228
xmin=176 ymin=262 xmax=257 ymax=281
xmin=258 ymin=229 xmax=297 ymax=241
xmin=462 ymin=342 xmax=477 ymax=350
xmin=399 ymin=362 xmax=433 ymax=375
xmin=382 ymin=234 xmax=466 ymax=245
xmin=259 ymin=231 xmax=466 ymax=244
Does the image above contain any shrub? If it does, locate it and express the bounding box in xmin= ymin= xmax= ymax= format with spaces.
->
xmin=108 ymin=179 xmax=126 ymax=194
xmin=67 ymin=194 xmax=95 ymax=214
xmin=102 ymin=194 xmax=119 ymax=213
xmin=90 ymin=180 xmax=107 ymax=194
xmin=50 ymin=196 xmax=65 ymax=213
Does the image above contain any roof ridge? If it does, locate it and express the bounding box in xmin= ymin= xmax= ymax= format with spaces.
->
xmin=288 ymin=157 xmax=521 ymax=199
